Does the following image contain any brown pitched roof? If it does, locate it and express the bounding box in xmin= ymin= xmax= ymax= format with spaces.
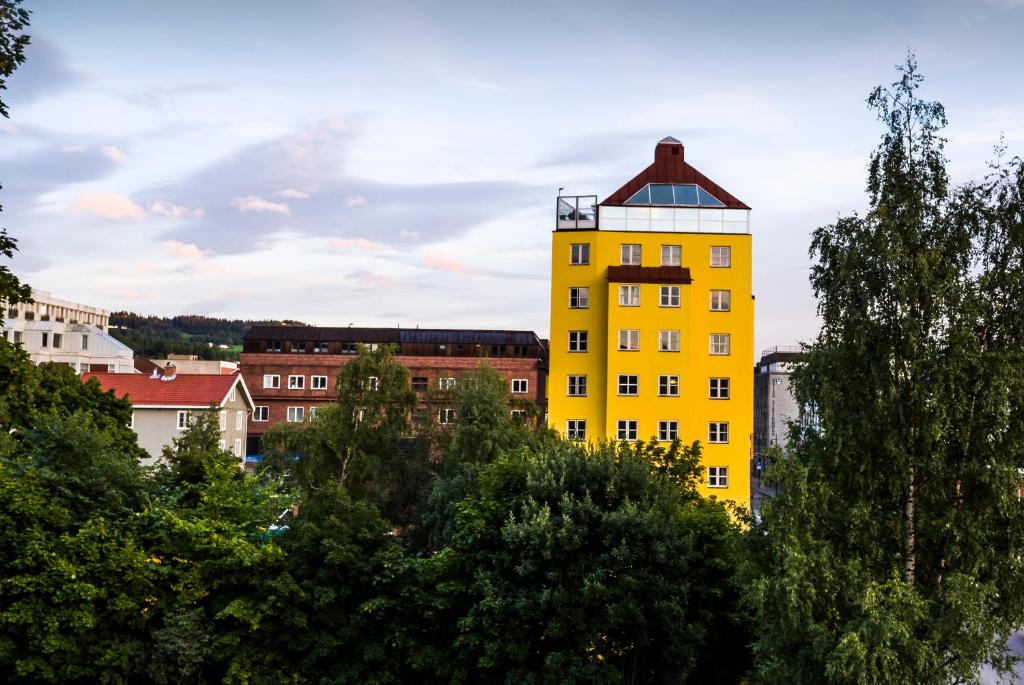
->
xmin=607 ymin=266 xmax=693 ymax=284
xmin=600 ymin=138 xmax=750 ymax=209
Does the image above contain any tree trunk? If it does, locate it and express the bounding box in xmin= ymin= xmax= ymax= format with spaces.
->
xmin=904 ymin=456 xmax=916 ymax=584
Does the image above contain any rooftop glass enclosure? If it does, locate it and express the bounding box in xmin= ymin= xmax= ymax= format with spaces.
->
xmin=556 ymin=195 xmax=598 ymax=229
xmin=556 ymin=194 xmax=749 ymax=233
xmin=624 ymin=183 xmax=725 ymax=207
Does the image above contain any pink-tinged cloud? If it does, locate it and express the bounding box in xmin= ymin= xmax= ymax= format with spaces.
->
xmin=277 ymin=188 xmax=311 ymax=199
xmin=101 ymin=145 xmax=127 ymax=163
xmin=135 ymin=262 xmax=158 ymax=274
xmin=331 ymin=237 xmax=387 ymax=253
xmin=424 ymin=250 xmax=466 ymax=273
xmin=71 ymin=192 xmax=146 ymax=221
xmin=149 ymin=200 xmax=205 ymax=220
xmin=230 ymin=195 xmax=290 ymax=215
xmin=162 ymin=239 xmax=208 ymax=261
xmin=347 ymin=270 xmax=403 ymax=288
xmin=344 ymin=195 xmax=368 ymax=208
xmin=119 ymin=290 xmax=140 ymax=300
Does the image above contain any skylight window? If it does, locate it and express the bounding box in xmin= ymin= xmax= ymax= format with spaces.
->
xmin=624 ymin=183 xmax=725 ymax=207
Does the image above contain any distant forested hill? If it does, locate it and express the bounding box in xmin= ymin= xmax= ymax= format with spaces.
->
xmin=109 ymin=312 xmax=306 ymax=361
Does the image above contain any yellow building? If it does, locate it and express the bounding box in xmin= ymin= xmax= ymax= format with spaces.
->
xmin=549 ymin=137 xmax=753 ymax=509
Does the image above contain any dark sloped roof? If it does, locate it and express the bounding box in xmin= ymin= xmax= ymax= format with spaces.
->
xmin=244 ymin=325 xmax=543 ymax=346
xmin=601 ymin=138 xmax=750 ymax=209
xmin=607 ymin=266 xmax=693 ymax=284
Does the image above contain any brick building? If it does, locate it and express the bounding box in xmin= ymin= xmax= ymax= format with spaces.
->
xmin=240 ymin=326 xmax=549 ymax=463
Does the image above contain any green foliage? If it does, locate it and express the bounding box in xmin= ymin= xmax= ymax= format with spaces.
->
xmin=416 ymin=440 xmax=749 ymax=684
xmin=745 ymin=55 xmax=1024 ymax=684
xmin=107 ymin=312 xmax=304 ymax=361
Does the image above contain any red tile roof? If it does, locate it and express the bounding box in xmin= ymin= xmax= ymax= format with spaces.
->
xmin=82 ymin=371 xmax=245 ymax=408
xmin=601 ymin=137 xmax=750 ymax=209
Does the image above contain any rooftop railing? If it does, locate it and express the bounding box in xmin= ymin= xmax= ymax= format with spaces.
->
xmin=556 ymin=195 xmax=598 ymax=230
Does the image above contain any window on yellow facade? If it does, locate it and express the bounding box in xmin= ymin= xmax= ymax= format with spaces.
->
xmin=709 ymin=377 xmax=730 ymax=399
xmin=658 ymin=420 xmax=678 ymax=441
xmin=620 ymin=244 xmax=641 ymax=265
xmin=568 ymin=330 xmax=588 ymax=352
xmin=660 ymin=285 xmax=680 ymax=307
xmin=708 ymin=422 xmax=729 ymax=444
xmin=618 ymin=285 xmax=640 ymax=306
xmin=568 ymin=375 xmax=587 ymax=396
xmin=659 ymin=330 xmax=680 ymax=352
xmin=707 ymin=466 xmax=729 ymax=487
xmin=711 ymin=246 xmax=732 ymax=268
xmin=570 ymin=243 xmax=590 ymax=265
xmin=617 ymin=374 xmax=638 ymax=396
xmin=709 ymin=334 xmax=730 ymax=355
xmin=569 ymin=287 xmax=589 ymax=309
xmin=567 ymin=419 xmax=587 ymax=441
xmin=617 ymin=329 xmax=639 ymax=351
xmin=661 ymin=245 xmax=681 ymax=266
xmin=616 ymin=419 xmax=638 ymax=441
xmin=710 ymin=289 xmax=731 ymax=312
xmin=658 ymin=375 xmax=679 ymax=396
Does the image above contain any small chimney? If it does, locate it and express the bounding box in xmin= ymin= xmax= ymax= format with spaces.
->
xmin=655 ymin=136 xmax=684 ymax=162
xmin=150 ymin=368 xmax=159 ymax=379
xmin=161 ymin=362 xmax=177 ymax=381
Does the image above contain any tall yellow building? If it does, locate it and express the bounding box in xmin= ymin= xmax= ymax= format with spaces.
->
xmin=549 ymin=137 xmax=753 ymax=509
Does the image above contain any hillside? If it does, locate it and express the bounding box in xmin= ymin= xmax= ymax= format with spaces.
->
xmin=109 ymin=312 xmax=306 ymax=361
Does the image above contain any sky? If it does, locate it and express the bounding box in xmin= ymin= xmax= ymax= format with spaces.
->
xmin=2 ymin=0 xmax=1023 ymax=358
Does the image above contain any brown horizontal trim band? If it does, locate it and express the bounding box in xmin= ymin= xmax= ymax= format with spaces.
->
xmin=606 ymin=266 xmax=693 ymax=284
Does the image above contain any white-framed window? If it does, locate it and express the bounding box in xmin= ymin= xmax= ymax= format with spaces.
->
xmin=438 ymin=408 xmax=456 ymax=424
xmin=711 ymin=246 xmax=732 ymax=268
xmin=253 ymin=406 xmax=269 ymax=422
xmin=309 ymin=406 xmax=320 ymax=419
xmin=229 ymin=386 xmax=236 ymax=402
xmin=570 ymin=243 xmax=590 ymax=265
xmin=52 ymin=333 xmax=62 ymax=349
xmin=106 ymin=364 xmax=117 ymax=373
xmin=661 ymin=245 xmax=681 ymax=266
xmin=81 ymin=334 xmax=88 ymax=350
xmin=617 ymin=329 xmax=640 ymax=351
xmin=367 ymin=376 xmax=379 ymax=391
xmin=660 ymin=285 xmax=680 ymax=307
xmin=618 ymin=285 xmax=640 ymax=307
xmin=617 ymin=419 xmax=638 ymax=441
xmin=236 ymin=411 xmax=244 ymax=430
xmin=708 ymin=422 xmax=729 ymax=444
xmin=439 ymin=377 xmax=456 ymax=390
xmin=219 ymin=439 xmax=226 ymax=451
xmin=234 ymin=438 xmax=242 ymax=457
xmin=510 ymin=409 xmax=526 ymax=419
xmin=709 ymin=334 xmax=730 ymax=356
xmin=617 ymin=374 xmax=638 ymax=396
xmin=219 ymin=410 xmax=227 ymax=430
xmin=568 ymin=375 xmax=587 ymax=396
xmin=263 ymin=374 xmax=280 ymax=389
xmin=659 ymin=330 xmax=680 ymax=352
xmin=569 ymin=287 xmax=589 ymax=309
xmin=287 ymin=406 xmax=305 ymax=423
xmin=709 ymin=377 xmax=730 ymax=399
xmin=41 ymin=332 xmax=48 ymax=348
xmin=708 ymin=466 xmax=729 ymax=487
xmin=620 ymin=244 xmax=642 ymax=265
xmin=176 ymin=410 xmax=189 ymax=430
xmin=658 ymin=375 xmax=679 ymax=397
xmin=658 ymin=420 xmax=678 ymax=442
xmin=311 ymin=375 xmax=328 ymax=390
xmin=710 ymin=290 xmax=731 ymax=312
xmin=288 ymin=375 xmax=305 ymax=390
xmin=568 ymin=330 xmax=588 ymax=352
xmin=567 ymin=419 xmax=587 ymax=441
xmin=129 ymin=412 xmax=135 ymax=429
xmin=511 ymin=378 xmax=529 ymax=394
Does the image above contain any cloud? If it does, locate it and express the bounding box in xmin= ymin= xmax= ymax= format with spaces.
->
xmin=344 ymin=195 xmax=368 ymax=207
xmin=119 ymin=81 xmax=226 ymax=111
xmin=230 ymin=195 xmax=291 ymax=215
xmin=6 ymin=37 xmax=85 ymax=109
xmin=331 ymin=237 xmax=387 ymax=252
xmin=70 ymin=192 xmax=146 ymax=221
xmin=346 ymin=270 xmax=404 ymax=288
xmin=101 ymin=145 xmax=127 ymax=163
xmin=423 ymin=250 xmax=466 ymax=273
xmin=161 ymin=240 xmax=208 ymax=261
xmin=277 ymin=188 xmax=312 ymax=199
xmin=400 ymin=229 xmax=419 ymax=240
xmin=149 ymin=200 xmax=205 ymax=220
